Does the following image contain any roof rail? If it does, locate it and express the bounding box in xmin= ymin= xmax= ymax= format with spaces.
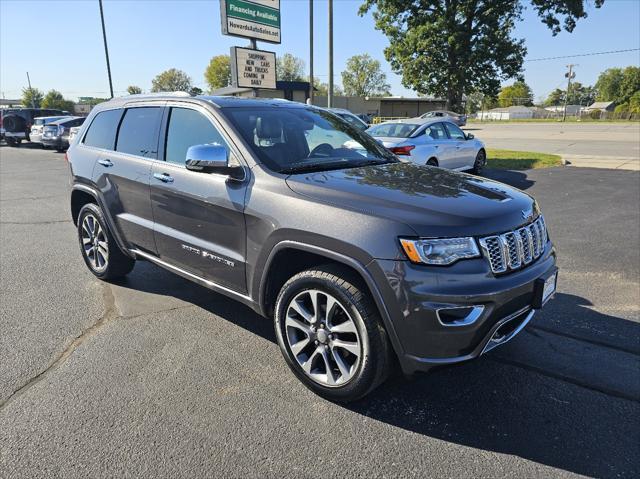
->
xmin=124 ymin=91 xmax=192 ymax=98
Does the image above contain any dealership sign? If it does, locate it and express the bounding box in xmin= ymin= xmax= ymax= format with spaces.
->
xmin=231 ymin=47 xmax=277 ymax=89
xmin=220 ymin=0 xmax=281 ymax=44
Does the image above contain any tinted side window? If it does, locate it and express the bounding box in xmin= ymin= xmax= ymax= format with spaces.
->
xmin=116 ymin=107 xmax=162 ymax=158
xmin=165 ymin=107 xmax=228 ymax=165
xmin=444 ymin=122 xmax=466 ymax=140
xmin=83 ymin=109 xmax=123 ymax=150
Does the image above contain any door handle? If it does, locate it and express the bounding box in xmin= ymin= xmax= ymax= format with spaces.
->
xmin=153 ymin=172 xmax=174 ymax=183
xmin=98 ymin=158 xmax=113 ymax=167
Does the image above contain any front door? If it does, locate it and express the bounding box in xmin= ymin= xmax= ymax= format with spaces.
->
xmin=443 ymin=122 xmax=475 ymax=169
xmin=150 ymin=105 xmax=248 ymax=293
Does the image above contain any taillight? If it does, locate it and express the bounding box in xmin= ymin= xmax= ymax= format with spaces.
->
xmin=389 ymin=145 xmax=415 ymax=156
xmin=58 ymin=125 xmax=66 ymax=136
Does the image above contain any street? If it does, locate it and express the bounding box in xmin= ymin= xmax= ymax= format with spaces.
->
xmin=470 ymin=122 xmax=640 ymax=170
xmin=1 ymin=145 xmax=639 ymax=478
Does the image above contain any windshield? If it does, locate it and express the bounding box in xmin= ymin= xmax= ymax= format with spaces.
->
xmin=366 ymin=123 xmax=420 ymax=138
xmin=223 ymin=106 xmax=397 ymax=174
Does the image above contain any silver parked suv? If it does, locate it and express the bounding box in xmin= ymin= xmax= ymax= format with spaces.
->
xmin=68 ymin=93 xmax=558 ymax=402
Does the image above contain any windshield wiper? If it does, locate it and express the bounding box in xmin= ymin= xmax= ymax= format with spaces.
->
xmin=280 ymin=157 xmax=396 ymax=175
xmin=279 ymin=159 xmax=352 ymax=174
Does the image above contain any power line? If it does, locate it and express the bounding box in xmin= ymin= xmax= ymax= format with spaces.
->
xmin=525 ymin=48 xmax=639 ymax=62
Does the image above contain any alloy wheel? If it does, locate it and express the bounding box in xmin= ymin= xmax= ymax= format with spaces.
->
xmin=285 ymin=289 xmax=362 ymax=387
xmin=81 ymin=214 xmax=108 ymax=272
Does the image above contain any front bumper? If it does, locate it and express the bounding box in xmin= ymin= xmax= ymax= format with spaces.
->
xmin=368 ymin=242 xmax=557 ymax=374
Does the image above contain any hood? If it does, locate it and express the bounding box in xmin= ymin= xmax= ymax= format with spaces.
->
xmin=285 ymin=162 xmax=538 ymax=238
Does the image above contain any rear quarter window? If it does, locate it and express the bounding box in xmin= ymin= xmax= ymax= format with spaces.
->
xmin=83 ymin=109 xmax=123 ymax=150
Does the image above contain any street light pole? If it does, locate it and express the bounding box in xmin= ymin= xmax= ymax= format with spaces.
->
xmin=327 ymin=0 xmax=333 ymax=108
xmin=309 ymin=0 xmax=314 ymax=105
xmin=98 ymin=0 xmax=114 ymax=99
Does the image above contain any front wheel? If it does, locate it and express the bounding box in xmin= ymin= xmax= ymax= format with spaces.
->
xmin=471 ymin=149 xmax=486 ymax=175
xmin=274 ymin=266 xmax=392 ymax=402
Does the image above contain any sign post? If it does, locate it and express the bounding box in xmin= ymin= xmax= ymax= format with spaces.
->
xmin=221 ymin=0 xmax=280 ymax=96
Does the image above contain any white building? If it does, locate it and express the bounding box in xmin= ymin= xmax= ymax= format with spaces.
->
xmin=477 ymin=105 xmax=533 ymax=120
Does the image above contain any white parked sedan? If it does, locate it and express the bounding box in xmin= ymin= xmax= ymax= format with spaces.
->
xmin=366 ymin=118 xmax=487 ymax=174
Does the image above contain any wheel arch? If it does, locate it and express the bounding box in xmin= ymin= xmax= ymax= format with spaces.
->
xmin=259 ymin=241 xmax=405 ymax=358
xmin=70 ymin=184 xmax=134 ymax=259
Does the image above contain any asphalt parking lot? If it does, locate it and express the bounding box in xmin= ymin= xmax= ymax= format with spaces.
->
xmin=1 ymin=145 xmax=639 ymax=478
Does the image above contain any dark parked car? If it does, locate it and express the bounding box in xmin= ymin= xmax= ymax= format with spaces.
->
xmin=420 ymin=110 xmax=467 ymax=126
xmin=42 ymin=116 xmax=85 ymax=151
xmin=1 ymin=108 xmax=69 ymax=146
xmin=68 ymin=94 xmax=558 ymax=402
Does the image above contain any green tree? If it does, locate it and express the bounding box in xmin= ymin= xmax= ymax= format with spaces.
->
xmin=595 ymin=68 xmax=623 ymax=102
xmin=41 ymin=90 xmax=75 ymax=112
xmin=544 ymin=82 xmax=596 ymax=106
xmin=204 ymin=55 xmax=231 ymax=91
xmin=544 ymin=88 xmax=565 ymax=106
xmin=498 ymin=81 xmax=533 ymax=107
xmin=341 ymin=54 xmax=390 ymax=97
xmin=595 ymin=66 xmax=639 ymax=104
xmin=21 ymin=87 xmax=43 ymax=108
xmin=277 ymin=53 xmax=305 ymax=81
xmin=308 ymin=77 xmax=343 ymax=97
xmin=360 ymin=0 xmax=604 ymax=112
xmin=127 ymin=85 xmax=142 ymax=95
xmin=151 ymin=68 xmax=192 ymax=92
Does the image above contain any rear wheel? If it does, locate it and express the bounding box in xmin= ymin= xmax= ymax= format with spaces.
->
xmin=77 ymin=203 xmax=135 ymax=280
xmin=274 ymin=266 xmax=392 ymax=402
xmin=471 ymin=149 xmax=486 ymax=175
xmin=426 ymin=158 xmax=438 ymax=167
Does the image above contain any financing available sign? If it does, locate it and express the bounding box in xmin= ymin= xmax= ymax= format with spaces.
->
xmin=220 ymin=0 xmax=281 ymax=44
xmin=231 ymin=47 xmax=277 ymax=89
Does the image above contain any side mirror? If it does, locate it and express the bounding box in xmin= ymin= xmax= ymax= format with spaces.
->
xmin=185 ymin=144 xmax=244 ymax=179
xmin=466 ymin=133 xmax=474 ymax=140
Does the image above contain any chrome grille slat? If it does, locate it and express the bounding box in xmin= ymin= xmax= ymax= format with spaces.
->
xmin=481 ymin=216 xmax=548 ymax=274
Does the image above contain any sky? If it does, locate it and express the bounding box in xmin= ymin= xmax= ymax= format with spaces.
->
xmin=1 ymin=0 xmax=639 ymax=103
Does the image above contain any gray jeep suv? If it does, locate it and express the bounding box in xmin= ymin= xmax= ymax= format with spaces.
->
xmin=68 ymin=94 xmax=558 ymax=402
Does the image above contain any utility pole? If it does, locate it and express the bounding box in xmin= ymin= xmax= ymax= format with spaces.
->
xmin=26 ymin=72 xmax=35 ymax=107
xmin=562 ymin=64 xmax=576 ymax=122
xmin=308 ymin=0 xmax=314 ymax=105
xmin=327 ymin=0 xmax=333 ymax=108
xmin=98 ymin=0 xmax=114 ymax=99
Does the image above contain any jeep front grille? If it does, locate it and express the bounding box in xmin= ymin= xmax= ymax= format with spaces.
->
xmin=479 ymin=216 xmax=548 ymax=274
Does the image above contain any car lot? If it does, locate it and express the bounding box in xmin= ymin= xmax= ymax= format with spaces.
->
xmin=1 ymin=145 xmax=638 ymax=477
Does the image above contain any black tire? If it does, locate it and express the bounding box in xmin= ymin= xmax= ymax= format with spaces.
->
xmin=274 ymin=265 xmax=393 ymax=402
xmin=471 ymin=149 xmax=486 ymax=175
xmin=77 ymin=203 xmax=135 ymax=280
xmin=6 ymin=137 xmax=21 ymax=147
xmin=426 ymin=158 xmax=438 ymax=167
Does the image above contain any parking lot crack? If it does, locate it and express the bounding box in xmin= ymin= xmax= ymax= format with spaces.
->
xmin=0 ymin=283 xmax=119 ymax=411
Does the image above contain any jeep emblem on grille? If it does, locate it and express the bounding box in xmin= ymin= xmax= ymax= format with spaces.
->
xmin=521 ymin=207 xmax=533 ymax=221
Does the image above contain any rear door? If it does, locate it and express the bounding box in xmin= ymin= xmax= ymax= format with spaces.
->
xmin=150 ymin=104 xmax=248 ymax=293
xmin=90 ymin=105 xmax=162 ymax=254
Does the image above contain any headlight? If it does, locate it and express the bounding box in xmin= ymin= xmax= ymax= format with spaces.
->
xmin=399 ymin=237 xmax=480 ymax=265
